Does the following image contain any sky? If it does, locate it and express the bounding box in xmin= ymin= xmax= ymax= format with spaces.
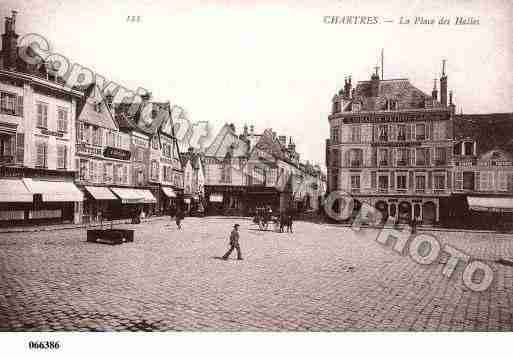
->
xmin=1 ymin=0 xmax=512 ymax=167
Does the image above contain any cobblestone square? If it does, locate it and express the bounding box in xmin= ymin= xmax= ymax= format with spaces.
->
xmin=1 ymin=218 xmax=512 ymax=331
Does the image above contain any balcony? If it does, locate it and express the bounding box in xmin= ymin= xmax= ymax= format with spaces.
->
xmin=397 ymin=134 xmax=406 ymax=141
xmin=378 ymin=135 xmax=388 ymax=142
xmin=378 ymin=187 xmax=388 ymax=193
xmin=416 ymin=135 xmax=426 ymax=141
xmin=379 ymin=160 xmax=388 ymax=167
xmin=415 ymin=160 xmax=427 ymax=166
xmin=435 ymin=160 xmax=447 ymax=166
xmin=396 ymin=160 xmax=408 ymax=167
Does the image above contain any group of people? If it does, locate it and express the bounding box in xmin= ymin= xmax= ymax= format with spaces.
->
xmin=253 ymin=206 xmax=295 ymax=233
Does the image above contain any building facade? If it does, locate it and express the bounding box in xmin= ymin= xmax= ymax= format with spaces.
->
xmin=0 ymin=11 xmax=84 ymax=225
xmin=327 ymin=65 xmax=455 ymax=224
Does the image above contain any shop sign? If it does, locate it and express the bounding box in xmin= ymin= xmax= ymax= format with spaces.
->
xmin=76 ymin=143 xmax=102 ymax=156
xmin=104 ymin=146 xmax=131 ymax=160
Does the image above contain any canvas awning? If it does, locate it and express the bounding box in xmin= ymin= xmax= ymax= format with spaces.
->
xmin=111 ymin=187 xmax=144 ymax=204
xmin=23 ymin=178 xmax=83 ymax=202
xmin=162 ymin=187 xmax=176 ymax=198
xmin=467 ymin=196 xmax=513 ymax=213
xmin=135 ymin=189 xmax=157 ymax=204
xmin=0 ymin=179 xmax=33 ymax=203
xmin=84 ymin=186 xmax=117 ymax=200
xmin=209 ymin=193 xmax=223 ymax=203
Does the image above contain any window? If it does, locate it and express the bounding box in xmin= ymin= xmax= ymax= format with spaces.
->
xmin=79 ymin=159 xmax=88 ymax=180
xmin=137 ymin=170 xmax=144 ymax=185
xmin=415 ymin=175 xmax=426 ymax=192
xmin=36 ymin=102 xmax=48 ymax=128
xmin=464 ymin=142 xmax=473 ymax=156
xmin=35 ymin=142 xmax=47 ymax=168
xmin=463 ymin=171 xmax=475 ymax=190
xmin=396 ymin=174 xmax=407 ymax=190
xmin=331 ymin=126 xmax=339 ymax=143
xmin=350 ymin=175 xmax=360 ymax=191
xmin=331 ymin=171 xmax=339 ymax=191
xmin=453 ymin=142 xmax=461 ymax=155
xmin=331 ymin=149 xmax=339 ymax=167
xmin=498 ymin=172 xmax=508 ymax=191
xmin=122 ymin=165 xmax=128 ymax=184
xmin=378 ymin=149 xmax=388 ymax=166
xmin=152 ymin=137 xmax=159 ymax=150
xmin=57 ymin=145 xmax=67 ymax=169
xmin=351 ymin=125 xmax=361 ymax=143
xmin=57 ymin=108 xmax=68 ymax=133
xmin=416 ymin=148 xmax=429 ymax=166
xmin=435 ymin=147 xmax=447 ymax=165
xmin=0 ymin=92 xmax=17 ymax=115
xmin=434 ymin=174 xmax=446 ymax=190
xmin=151 ymin=161 xmax=159 ymax=180
xmin=397 ymin=149 xmax=409 ymax=166
xmin=252 ymin=166 xmax=264 ymax=185
xmin=84 ymin=124 xmax=91 ymax=144
xmin=378 ymin=175 xmax=389 ymax=192
xmin=104 ymin=163 xmax=114 ymax=183
xmin=415 ymin=123 xmax=426 ymax=141
xmin=92 ymin=126 xmax=102 ymax=146
xmin=349 ymin=149 xmax=362 ymax=167
xmin=378 ymin=125 xmax=388 ymax=142
xmin=77 ymin=122 xmax=85 ymax=142
xmin=136 ymin=147 xmax=144 ymax=162
xmin=397 ymin=124 xmax=406 ymax=141
xmin=479 ymin=171 xmax=494 ymax=191
xmin=114 ymin=165 xmax=123 ymax=183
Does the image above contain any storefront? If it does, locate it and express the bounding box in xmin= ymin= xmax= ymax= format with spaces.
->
xmin=109 ymin=187 xmax=157 ymax=219
xmin=23 ymin=178 xmax=83 ymax=224
xmin=81 ymin=186 xmax=118 ymax=223
xmin=0 ymin=178 xmax=34 ymax=225
xmin=466 ymin=196 xmax=513 ymax=230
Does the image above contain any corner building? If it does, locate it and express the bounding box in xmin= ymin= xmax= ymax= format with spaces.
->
xmin=327 ymin=66 xmax=455 ymax=224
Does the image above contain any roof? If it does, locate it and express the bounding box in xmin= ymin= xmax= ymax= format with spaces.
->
xmin=351 ymin=78 xmax=436 ymax=111
xmin=454 ymin=113 xmax=513 ymax=155
xmin=77 ymin=84 xmax=118 ymax=130
xmin=204 ymin=124 xmax=249 ymax=158
xmin=114 ymin=102 xmax=171 ymax=136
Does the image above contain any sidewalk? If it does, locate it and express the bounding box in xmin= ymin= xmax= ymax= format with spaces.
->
xmin=0 ymin=216 xmax=169 ymax=234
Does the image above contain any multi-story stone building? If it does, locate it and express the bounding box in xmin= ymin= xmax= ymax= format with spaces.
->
xmin=75 ymin=84 xmax=131 ymax=223
xmin=327 ymin=64 xmax=455 ymax=224
xmin=0 ymin=11 xmax=83 ymax=225
xmin=450 ymin=113 xmax=513 ymax=228
xmin=181 ymin=147 xmax=205 ymax=214
xmin=204 ymin=123 xmax=325 ymax=215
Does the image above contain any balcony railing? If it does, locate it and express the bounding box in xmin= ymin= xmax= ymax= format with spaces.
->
xmin=350 ymin=160 xmax=362 ymax=168
xmin=396 ymin=160 xmax=408 ymax=167
xmin=435 ymin=160 xmax=447 ymax=166
xmin=379 ymin=160 xmax=388 ymax=166
xmin=378 ymin=187 xmax=388 ymax=193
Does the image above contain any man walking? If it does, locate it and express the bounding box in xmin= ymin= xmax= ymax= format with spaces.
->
xmin=222 ymin=224 xmax=243 ymax=260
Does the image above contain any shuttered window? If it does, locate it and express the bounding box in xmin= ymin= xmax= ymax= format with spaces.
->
xmin=57 ymin=145 xmax=67 ymax=169
xmin=57 ymin=107 xmax=68 ymax=132
xmin=36 ymin=102 xmax=48 ymax=128
xmin=16 ymin=133 xmax=24 ymax=164
xmin=35 ymin=142 xmax=47 ymax=168
xmin=454 ymin=171 xmax=463 ymax=190
xmin=498 ymin=172 xmax=509 ymax=191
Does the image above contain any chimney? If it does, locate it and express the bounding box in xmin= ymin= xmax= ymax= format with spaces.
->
xmin=141 ymin=91 xmax=152 ymax=102
xmin=250 ymin=125 xmax=254 ymax=134
xmin=2 ymin=11 xmax=19 ymax=70
xmin=370 ymin=67 xmax=380 ymax=97
xmin=432 ymin=78 xmax=438 ymax=101
xmin=243 ymin=124 xmax=248 ymax=137
xmin=104 ymin=91 xmax=114 ymax=108
xmin=449 ymin=90 xmax=453 ymax=106
xmin=344 ymin=75 xmax=352 ymax=98
xmin=440 ymin=60 xmax=448 ymax=106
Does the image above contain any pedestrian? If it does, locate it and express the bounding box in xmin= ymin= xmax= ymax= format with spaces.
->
xmin=222 ymin=224 xmax=243 ymax=260
xmin=176 ymin=205 xmax=184 ymax=230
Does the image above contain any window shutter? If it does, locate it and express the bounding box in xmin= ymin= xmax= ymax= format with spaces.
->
xmin=428 ymin=122 xmax=434 ymax=140
xmin=389 ymin=148 xmax=394 ymax=167
xmin=406 ymin=123 xmax=412 ymax=140
xmin=371 ymin=171 xmax=376 ymax=189
xmin=390 ymin=172 xmax=395 ymax=188
xmin=409 ymin=171 xmax=414 ymax=189
xmin=16 ymin=95 xmax=23 ymax=116
xmin=16 ymin=133 xmax=24 ymax=164
xmin=427 ymin=171 xmax=432 ymax=190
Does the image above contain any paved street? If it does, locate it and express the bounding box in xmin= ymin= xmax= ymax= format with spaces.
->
xmin=1 ymin=217 xmax=513 ymax=331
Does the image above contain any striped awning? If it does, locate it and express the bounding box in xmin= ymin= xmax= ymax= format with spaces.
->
xmin=162 ymin=187 xmax=176 ymax=198
xmin=468 ymin=196 xmax=513 ymax=213
xmin=23 ymin=178 xmax=83 ymax=202
xmin=84 ymin=186 xmax=117 ymax=200
xmin=0 ymin=179 xmax=33 ymax=202
xmin=135 ymin=189 xmax=157 ymax=204
xmin=111 ymin=187 xmax=144 ymax=204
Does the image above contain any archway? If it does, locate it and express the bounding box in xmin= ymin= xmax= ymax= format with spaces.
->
xmin=398 ymin=201 xmax=411 ymax=223
xmin=422 ymin=202 xmax=436 ymax=225
xmin=375 ymin=201 xmax=389 ymax=223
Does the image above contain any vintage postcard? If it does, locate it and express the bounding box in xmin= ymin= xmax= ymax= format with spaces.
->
xmin=0 ymin=0 xmax=512 ymax=357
